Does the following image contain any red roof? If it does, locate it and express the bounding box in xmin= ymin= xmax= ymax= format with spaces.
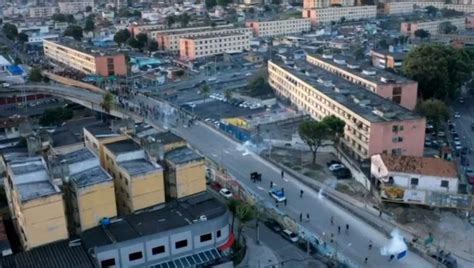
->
xmin=218 ymin=232 xmax=235 ymax=251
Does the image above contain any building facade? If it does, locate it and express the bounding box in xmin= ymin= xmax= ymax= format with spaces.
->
xmin=179 ymin=32 xmax=251 ymax=61
xmin=401 ymin=17 xmax=466 ymax=36
xmin=245 ymin=18 xmax=311 ymax=37
xmin=268 ymin=60 xmax=425 ymax=161
xmin=306 ymin=54 xmax=417 ymax=110
xmin=43 ymin=39 xmax=127 ymax=76
xmin=303 ymin=5 xmax=377 ymax=25
xmin=4 ymin=157 xmax=68 ymax=250
xmin=370 ymin=49 xmax=406 ymax=70
xmin=58 ymin=0 xmax=94 ymax=14
xmin=28 ymin=6 xmax=58 ymax=18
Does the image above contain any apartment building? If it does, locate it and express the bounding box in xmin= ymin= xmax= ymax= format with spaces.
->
xmin=401 ymin=17 xmax=466 ymax=36
xmin=268 ymin=60 xmax=425 ymax=161
xmin=384 ymin=1 xmax=416 ymax=15
xmin=306 ymin=54 xmax=417 ymax=110
xmin=58 ymin=0 xmax=94 ymax=14
xmin=57 ymin=148 xmax=117 ymax=234
xmin=129 ymin=22 xmax=208 ymax=38
xmin=153 ymin=25 xmax=248 ymax=53
xmin=164 ymin=147 xmax=207 ymax=199
xmin=370 ymin=49 xmax=406 ymax=70
xmin=83 ymin=122 xmax=127 ymax=167
xmin=303 ymin=0 xmax=355 ymax=8
xmin=28 ymin=6 xmax=58 ymax=18
xmin=43 ymin=39 xmax=127 ymax=77
xmin=102 ymin=139 xmax=165 ymax=215
xmin=4 ymin=157 xmax=68 ymax=250
xmin=303 ymin=5 xmax=377 ymax=25
xmin=179 ymin=32 xmax=251 ymax=61
xmin=245 ymin=18 xmax=311 ymax=37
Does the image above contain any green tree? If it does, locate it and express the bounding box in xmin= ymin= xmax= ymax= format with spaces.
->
xmin=127 ymin=37 xmax=141 ymax=49
xmin=52 ymin=13 xmax=67 ymax=22
xmin=224 ymin=88 xmax=232 ymax=100
xmin=201 ymin=84 xmax=210 ymax=102
xmin=84 ymin=18 xmax=95 ymax=32
xmin=417 ymin=99 xmax=449 ymax=132
xmin=235 ymin=203 xmax=255 ymax=244
xmin=17 ymin=32 xmax=28 ymax=43
xmin=148 ymin=40 xmax=158 ymax=52
xmin=340 ymin=16 xmax=346 ymax=24
xmin=85 ymin=6 xmax=92 ymax=12
xmin=377 ymin=39 xmax=389 ymax=49
xmin=114 ymin=29 xmax=131 ymax=46
xmin=353 ymin=46 xmax=365 ymax=60
xmin=179 ymin=13 xmax=190 ymax=27
xmin=321 ymin=115 xmax=345 ymax=156
xmin=403 ymin=44 xmax=473 ymax=100
xmin=118 ymin=8 xmax=130 ymax=17
xmin=166 ymin=15 xmax=176 ymax=27
xmin=66 ymin=14 xmax=75 ymax=23
xmin=133 ymin=10 xmax=142 ymax=17
xmin=227 ymin=199 xmax=241 ymax=232
xmin=438 ymin=21 xmax=457 ymax=34
xmin=101 ymin=92 xmax=114 ymax=112
xmin=272 ymin=0 xmax=281 ymax=4
xmin=425 ymin=6 xmax=438 ymax=16
xmin=217 ymin=0 xmax=229 ymax=6
xmin=136 ymin=33 xmax=148 ymax=48
xmin=39 ymin=107 xmax=74 ymax=126
xmin=414 ymin=29 xmax=430 ymax=39
xmin=206 ymin=0 xmax=217 ymax=9
xmin=298 ymin=120 xmax=329 ymax=164
xmin=248 ymin=76 xmax=272 ymax=96
xmin=29 ymin=68 xmax=43 ymax=82
xmin=64 ymin=25 xmax=83 ymax=41
xmin=2 ymin=23 xmax=18 ymax=40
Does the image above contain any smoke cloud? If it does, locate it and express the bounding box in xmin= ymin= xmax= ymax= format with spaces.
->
xmin=380 ymin=229 xmax=408 ymax=256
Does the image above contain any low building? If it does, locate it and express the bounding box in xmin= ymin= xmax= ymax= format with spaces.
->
xmin=58 ymin=0 xmax=94 ymax=14
xmin=142 ymin=131 xmax=187 ymax=153
xmin=306 ymin=54 xmax=417 ymax=110
xmin=245 ymin=18 xmax=311 ymax=37
xmin=83 ymin=122 xmax=127 ymax=166
xmin=401 ymin=17 xmax=466 ymax=36
xmin=27 ymin=33 xmax=59 ymax=45
xmin=103 ymin=139 xmax=165 ymax=215
xmin=43 ymin=39 xmax=127 ymax=77
xmin=164 ymin=147 xmax=206 ymax=199
xmin=57 ymin=148 xmax=117 ymax=234
xmin=179 ymin=32 xmax=251 ymax=60
xmin=303 ymin=5 xmax=377 ymax=25
xmin=268 ymin=59 xmax=426 ymax=161
xmin=28 ymin=6 xmax=58 ymax=18
xmin=81 ymin=192 xmax=232 ymax=268
xmin=4 ymin=157 xmax=68 ymax=250
xmin=370 ymin=49 xmax=406 ymax=70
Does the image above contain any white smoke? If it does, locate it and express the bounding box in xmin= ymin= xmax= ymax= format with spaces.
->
xmin=380 ymin=229 xmax=408 ymax=256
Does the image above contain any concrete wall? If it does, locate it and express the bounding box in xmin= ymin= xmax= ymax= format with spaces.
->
xmin=95 ymin=55 xmax=128 ymax=77
xmin=126 ymin=170 xmax=166 ymax=212
xmin=166 ymin=160 xmax=206 ymax=199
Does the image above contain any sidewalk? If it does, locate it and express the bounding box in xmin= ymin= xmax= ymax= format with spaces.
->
xmin=237 ymin=235 xmax=280 ymax=268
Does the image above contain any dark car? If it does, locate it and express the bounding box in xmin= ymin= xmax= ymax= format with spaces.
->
xmin=333 ymin=167 xmax=352 ymax=179
xmin=431 ymin=251 xmax=458 ymax=268
xmin=461 ymin=155 xmax=469 ymax=166
xmin=264 ymin=219 xmax=283 ymax=233
xmin=326 ymin=160 xmax=342 ymax=167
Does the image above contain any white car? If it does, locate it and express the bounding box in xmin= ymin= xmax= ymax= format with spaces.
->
xmin=269 ymin=188 xmax=286 ymax=202
xmin=281 ymin=229 xmax=299 ymax=243
xmin=454 ymin=112 xmax=461 ymax=118
xmin=219 ymin=188 xmax=233 ymax=199
xmin=329 ymin=164 xmax=345 ymax=171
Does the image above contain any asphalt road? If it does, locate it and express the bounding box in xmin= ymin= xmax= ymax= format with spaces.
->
xmin=452 ymin=97 xmax=474 ymax=185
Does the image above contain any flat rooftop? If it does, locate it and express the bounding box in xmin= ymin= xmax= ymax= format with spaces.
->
xmin=84 ymin=122 xmax=118 ymax=138
xmin=271 ymin=59 xmax=422 ymax=123
xmin=119 ymin=158 xmax=162 ymax=177
xmin=16 ymin=181 xmax=58 ymax=202
xmin=308 ymin=54 xmax=413 ymax=84
xmin=405 ymin=16 xmax=466 ymax=24
xmin=105 ymin=139 xmax=141 ymax=155
xmin=70 ymin=166 xmax=112 ymax=188
xmin=81 ymin=192 xmax=226 ymax=249
xmin=165 ymin=147 xmax=203 ymax=165
xmin=185 ymin=32 xmax=249 ymax=40
xmin=45 ymin=38 xmax=122 ymax=57
xmin=150 ymin=24 xmax=234 ymax=35
xmin=371 ymin=49 xmax=406 ymax=60
xmin=60 ymin=148 xmax=95 ymax=165
xmin=152 ymin=131 xmax=185 ymax=145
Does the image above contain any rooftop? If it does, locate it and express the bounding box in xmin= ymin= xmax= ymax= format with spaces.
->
xmin=81 ymin=192 xmax=226 ymax=249
xmin=165 ymin=147 xmax=203 ymax=165
xmin=151 ymin=131 xmax=185 ymax=145
xmin=84 ymin=122 xmax=118 ymax=138
xmin=16 ymin=181 xmax=58 ymax=202
xmin=51 ymin=129 xmax=81 ymax=148
xmin=404 ymin=16 xmax=466 ymax=24
xmin=380 ymin=154 xmax=458 ymax=178
xmin=70 ymin=166 xmax=113 ymax=188
xmin=270 ymin=60 xmax=422 ymax=123
xmin=60 ymin=148 xmax=95 ymax=165
xmin=150 ymin=24 xmax=234 ymax=35
xmin=308 ymin=53 xmax=413 ymax=84
xmin=105 ymin=139 xmax=141 ymax=155
xmin=45 ymin=38 xmax=123 ymax=57
xmin=119 ymin=158 xmax=162 ymax=177
xmin=371 ymin=49 xmax=406 ymax=60
xmin=184 ymin=32 xmax=249 ymax=40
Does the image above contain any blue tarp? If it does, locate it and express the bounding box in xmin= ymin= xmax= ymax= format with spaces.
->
xmin=7 ymin=65 xmax=23 ymax=76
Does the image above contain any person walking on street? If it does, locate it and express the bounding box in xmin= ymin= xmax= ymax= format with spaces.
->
xmin=284 ymin=199 xmax=287 ymax=206
xmin=389 ymin=255 xmax=394 ymax=262
xmin=299 ymin=213 xmax=303 ymax=222
xmin=364 ymin=257 xmax=368 ymax=264
xmin=330 ymin=216 xmax=334 ymax=225
xmin=346 ymin=224 xmax=349 ymax=233
xmin=300 ymin=189 xmax=304 ymax=198
xmin=281 ymin=170 xmax=284 ymax=179
xmin=306 ymin=213 xmax=310 ymax=221
xmin=270 ymin=181 xmax=274 ymax=188
xmin=338 ymin=226 xmax=341 ymax=234
xmin=368 ymin=240 xmax=372 ymax=250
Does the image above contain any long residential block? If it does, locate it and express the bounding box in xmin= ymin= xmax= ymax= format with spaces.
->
xmin=303 ymin=5 xmax=377 ymax=25
xmin=268 ymin=60 xmax=425 ymax=160
xmin=245 ymin=18 xmax=311 ymax=37
xmin=401 ymin=17 xmax=467 ymax=36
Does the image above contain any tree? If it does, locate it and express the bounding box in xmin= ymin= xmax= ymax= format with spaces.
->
xmin=377 ymin=39 xmax=389 ymax=49
xmin=127 ymin=37 xmax=141 ymax=49
xmin=425 ymin=6 xmax=438 ymax=16
xmin=65 ymin=14 xmax=75 ymax=23
xmin=118 ymin=8 xmax=130 ymax=17
xmin=39 ymin=107 xmax=73 ymax=126
xmin=29 ymin=68 xmax=43 ymax=82
xmin=248 ymin=76 xmax=272 ymax=96
xmin=148 ymin=40 xmax=158 ymax=52
xmin=417 ymin=99 xmax=449 ymax=132
xmin=353 ymin=46 xmax=365 ymax=60
xmin=403 ymin=44 xmax=473 ymax=100
xmin=414 ymin=29 xmax=430 ymax=39
xmin=179 ymin=13 xmax=190 ymax=27
xmin=227 ymin=199 xmax=241 ymax=232
xmin=2 ymin=23 xmax=18 ymax=40
xmin=52 ymin=13 xmax=67 ymax=22
xmin=84 ymin=18 xmax=95 ymax=32
xmin=205 ymin=0 xmax=217 ymax=9
xmin=114 ymin=29 xmax=131 ymax=46
xmin=321 ymin=115 xmax=345 ymax=155
xmin=439 ymin=21 xmax=457 ymax=34
xmin=201 ymin=84 xmax=210 ymax=102
xmin=217 ymin=0 xmax=229 ymax=6
xmin=298 ymin=120 xmax=329 ymax=164
xmin=166 ymin=15 xmax=176 ymax=27
xmin=224 ymin=89 xmax=233 ymax=100
xmin=340 ymin=16 xmax=346 ymax=24
xmin=17 ymin=32 xmax=28 ymax=43
xmin=272 ymin=0 xmax=281 ymax=4
xmin=101 ymin=92 xmax=114 ymax=112
xmin=136 ymin=33 xmax=148 ymax=48
xmin=85 ymin=6 xmax=92 ymax=12
xmin=64 ymin=25 xmax=83 ymax=41
xmin=235 ymin=203 xmax=255 ymax=244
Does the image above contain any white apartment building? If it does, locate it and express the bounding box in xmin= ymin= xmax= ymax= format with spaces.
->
xmin=28 ymin=6 xmax=58 ymax=18
xmin=304 ymin=0 xmax=355 ymax=8
xmin=386 ymin=1 xmax=474 ymax=14
xmin=58 ymin=0 xmax=94 ymax=14
xmin=401 ymin=17 xmax=466 ymax=35
xmin=245 ymin=18 xmax=311 ymax=37
xmin=28 ymin=33 xmax=59 ymax=44
xmin=179 ymin=32 xmax=251 ymax=60
xmin=384 ymin=2 xmax=416 ymax=15
xmin=155 ymin=25 xmax=250 ymax=53
xmin=303 ymin=5 xmax=377 ymax=24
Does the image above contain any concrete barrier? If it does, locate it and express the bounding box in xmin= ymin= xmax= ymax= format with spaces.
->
xmin=44 ymin=72 xmax=105 ymax=94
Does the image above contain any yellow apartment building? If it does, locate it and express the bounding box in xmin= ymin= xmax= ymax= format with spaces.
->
xmin=401 ymin=17 xmax=466 ymax=36
xmin=245 ymin=18 xmax=311 ymax=37
xmin=83 ymin=123 xmax=127 ymax=167
xmin=148 ymin=131 xmax=187 ymax=153
xmin=102 ymin=139 xmax=165 ymax=215
xmin=303 ymin=5 xmax=377 ymax=25
xmin=4 ymin=157 xmax=68 ymax=250
xmin=164 ymin=147 xmax=206 ymax=199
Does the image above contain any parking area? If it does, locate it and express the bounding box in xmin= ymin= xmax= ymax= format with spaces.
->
xmin=182 ymin=100 xmax=265 ymax=121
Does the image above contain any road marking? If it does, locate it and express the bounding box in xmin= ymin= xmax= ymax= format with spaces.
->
xmin=223 ymin=150 xmax=230 ymax=154
xmin=257 ymin=186 xmax=266 ymax=191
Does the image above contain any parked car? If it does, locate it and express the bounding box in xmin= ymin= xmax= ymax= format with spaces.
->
xmin=281 ymin=229 xmax=299 ymax=243
xmin=269 ymin=188 xmax=286 ymax=202
xmin=461 ymin=155 xmax=469 ymax=166
xmin=424 ymin=138 xmax=432 ymax=147
xmin=333 ymin=168 xmax=352 ymax=179
xmin=264 ymin=219 xmax=283 ymax=233
xmin=329 ymin=163 xmax=345 ymax=171
xmin=326 ymin=160 xmax=342 ymax=167
xmin=219 ymin=188 xmax=233 ymax=199
xmin=454 ymin=112 xmax=461 ymax=118
xmin=430 ymin=251 xmax=458 ymax=268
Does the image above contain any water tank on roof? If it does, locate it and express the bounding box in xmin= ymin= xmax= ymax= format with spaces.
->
xmin=322 ymin=53 xmax=333 ymax=59
xmin=100 ymin=217 xmax=111 ymax=228
xmin=362 ymin=69 xmax=376 ymax=76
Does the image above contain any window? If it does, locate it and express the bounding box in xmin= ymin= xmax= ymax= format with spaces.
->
xmin=392 ymin=125 xmax=398 ymax=132
xmin=441 ymin=180 xmax=449 ymax=188
xmin=152 ymin=245 xmax=165 ymax=255
xmin=200 ymin=233 xmax=212 ymax=242
xmin=128 ymin=251 xmax=143 ymax=261
xmin=101 ymin=258 xmax=116 ymax=268
xmin=175 ymin=239 xmax=188 ymax=249
xmin=217 ymin=230 xmax=221 ymax=238
xmin=411 ymin=178 xmax=419 ymax=186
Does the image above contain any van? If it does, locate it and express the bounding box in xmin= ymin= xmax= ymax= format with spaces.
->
xmin=281 ymin=229 xmax=298 ymax=243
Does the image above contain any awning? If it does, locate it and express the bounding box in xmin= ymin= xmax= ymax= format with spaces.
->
xmin=218 ymin=233 xmax=235 ymax=251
